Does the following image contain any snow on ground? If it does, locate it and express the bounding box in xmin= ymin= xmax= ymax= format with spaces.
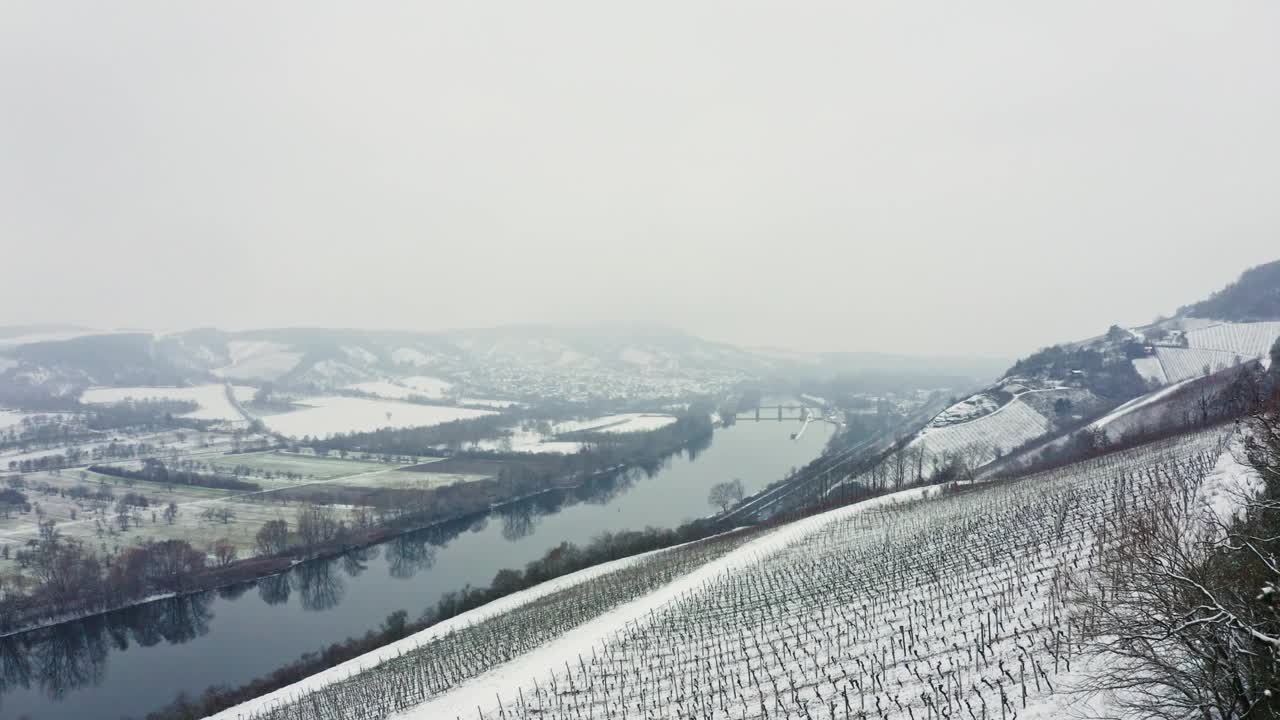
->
xmin=913 ymin=398 xmax=1050 ymax=463
xmin=391 ymin=348 xmax=434 ymax=367
xmin=470 ymin=427 xmax=584 ymax=455
xmin=341 ymin=345 xmax=378 ymax=365
xmin=926 ymin=393 xmax=1001 ymax=428
xmin=400 ymin=375 xmax=452 ymax=398
xmin=344 ymin=381 xmax=420 ymax=400
xmin=0 ymin=410 xmax=41 ymax=430
xmin=1156 ymin=346 xmax=1248 ymax=384
xmin=1185 ymin=321 xmax=1280 ymax=358
xmin=80 ymin=385 xmax=255 ymax=423
xmin=406 ymin=435 xmax=1229 ymax=720
xmin=214 ymin=341 xmax=302 ymax=381
xmin=0 ymin=328 xmax=134 ymax=348
xmin=206 ymin=535 xmax=738 ymax=720
xmin=1197 ymin=439 xmax=1264 ymax=530
xmin=261 ymin=396 xmax=494 ymax=438
xmin=1131 ymin=355 xmax=1168 ymax=385
xmin=1091 ymin=377 xmax=1197 ymax=431
xmin=400 ymin=487 xmax=929 ymax=720
xmin=553 ymin=413 xmax=677 ymax=435
xmin=459 ymin=397 xmax=520 ymax=409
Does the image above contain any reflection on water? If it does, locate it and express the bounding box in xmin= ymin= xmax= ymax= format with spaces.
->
xmin=1 ymin=594 xmax=213 ymax=703
xmin=0 ymin=454 xmax=664 ymax=706
xmin=0 ymin=419 xmax=827 ymax=720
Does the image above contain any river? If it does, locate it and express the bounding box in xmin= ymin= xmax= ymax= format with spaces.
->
xmin=0 ymin=417 xmax=833 ymax=720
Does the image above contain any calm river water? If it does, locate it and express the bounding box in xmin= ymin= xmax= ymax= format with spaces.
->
xmin=0 ymin=417 xmax=833 ymax=720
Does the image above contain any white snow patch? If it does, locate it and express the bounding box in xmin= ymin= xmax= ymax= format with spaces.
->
xmin=459 ymin=397 xmax=520 ymax=409
xmin=261 ymin=396 xmax=493 ymax=438
xmin=553 ymin=413 xmax=676 ymax=435
xmin=341 ymin=345 xmax=378 ymax=365
xmin=214 ymin=341 xmax=302 ymax=381
xmin=344 ymin=381 xmax=419 ymax=400
xmin=1198 ymin=441 xmax=1264 ymax=530
xmin=400 ymin=375 xmax=452 ymax=399
xmin=1131 ymin=356 xmax=1168 ymax=385
xmin=80 ymin=385 xmax=254 ymax=423
xmin=470 ymin=427 xmax=584 ymax=455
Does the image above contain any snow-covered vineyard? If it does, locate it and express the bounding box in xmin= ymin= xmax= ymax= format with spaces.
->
xmin=907 ymin=399 xmax=1051 ymax=468
xmin=215 ymin=428 xmax=1240 ymax=720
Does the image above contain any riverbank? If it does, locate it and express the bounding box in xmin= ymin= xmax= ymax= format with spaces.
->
xmin=0 ymin=418 xmax=833 ymax=720
xmin=0 ymin=430 xmax=710 ymax=638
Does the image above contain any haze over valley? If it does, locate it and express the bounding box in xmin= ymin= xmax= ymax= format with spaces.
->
xmin=2 ymin=3 xmax=1280 ymax=720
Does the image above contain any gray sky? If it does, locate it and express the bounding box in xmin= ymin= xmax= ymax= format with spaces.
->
xmin=2 ymin=2 xmax=1277 ymax=356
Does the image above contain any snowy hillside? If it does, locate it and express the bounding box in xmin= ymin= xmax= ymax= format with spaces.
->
xmin=216 ymin=429 xmax=1236 ymax=720
xmin=911 ymin=397 xmax=1052 ymax=466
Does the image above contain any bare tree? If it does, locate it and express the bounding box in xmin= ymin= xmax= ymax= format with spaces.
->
xmin=297 ymin=503 xmax=340 ymax=546
xmin=256 ymin=518 xmax=290 ymax=556
xmin=708 ymin=479 xmax=745 ymax=513
xmin=1073 ymin=416 xmax=1280 ymax=719
xmin=209 ymin=538 xmax=238 ymax=568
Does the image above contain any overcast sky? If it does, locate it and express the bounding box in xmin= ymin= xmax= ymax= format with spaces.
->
xmin=1 ymin=2 xmax=1277 ymax=356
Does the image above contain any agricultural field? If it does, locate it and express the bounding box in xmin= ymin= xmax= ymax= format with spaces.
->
xmin=0 ymin=451 xmax=415 ymax=584
xmin=1154 ymin=346 xmax=1244 ymax=384
xmin=79 ymin=384 xmax=256 ymax=423
xmin=0 ymin=470 xmax=281 ymax=575
xmin=214 ymin=429 xmax=1236 ymax=720
xmin=329 ymin=468 xmax=491 ymax=491
xmin=1184 ymin=320 xmax=1280 ymax=358
xmin=910 ymin=398 xmax=1052 ymax=466
xmin=259 ymin=396 xmax=496 ymax=439
xmin=204 ymin=451 xmax=390 ymax=483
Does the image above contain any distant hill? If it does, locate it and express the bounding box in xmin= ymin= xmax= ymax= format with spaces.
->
xmin=1179 ymin=258 xmax=1280 ymax=321
xmin=0 ymin=323 xmax=1000 ymax=406
xmin=864 ymin=257 xmax=1280 ymax=482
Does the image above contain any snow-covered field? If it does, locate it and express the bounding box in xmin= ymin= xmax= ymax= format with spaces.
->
xmin=401 ymin=376 xmax=452 ymax=397
xmin=345 ymin=376 xmax=457 ymax=401
xmin=344 ymin=381 xmax=420 ymax=400
xmin=554 ymin=413 xmax=677 ymax=435
xmin=214 ymin=340 xmax=303 ymax=381
xmin=261 ymin=396 xmax=494 ymax=438
xmin=0 ymin=409 xmax=40 ymax=430
xmin=459 ymin=397 xmax=520 ymax=409
xmin=1147 ymin=321 xmax=1280 ymax=384
xmin=1185 ymin=320 xmax=1280 ymax=358
xmin=912 ymin=398 xmax=1051 ymax=465
xmin=1131 ymin=355 xmax=1167 ymax=385
xmin=226 ymin=430 xmax=1235 ymax=720
xmin=471 ymin=427 xmax=584 ymax=455
xmin=79 ymin=384 xmax=255 ymax=423
xmin=1155 ymin=346 xmax=1244 ymax=383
